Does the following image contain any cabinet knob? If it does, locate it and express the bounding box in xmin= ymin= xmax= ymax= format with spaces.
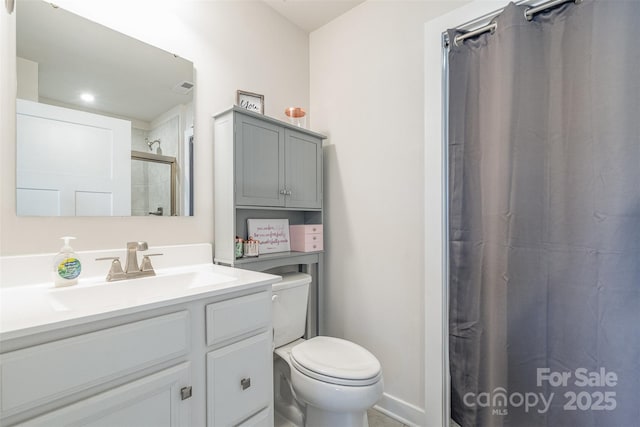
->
xmin=279 ymin=189 xmax=287 ymax=195
xmin=241 ymin=377 xmax=251 ymax=390
xmin=180 ymin=386 xmax=192 ymax=400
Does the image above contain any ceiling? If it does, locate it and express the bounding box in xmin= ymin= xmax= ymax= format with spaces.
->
xmin=263 ymin=0 xmax=365 ymax=32
xmin=16 ymin=1 xmax=193 ymax=124
xmin=15 ymin=0 xmax=360 ymax=124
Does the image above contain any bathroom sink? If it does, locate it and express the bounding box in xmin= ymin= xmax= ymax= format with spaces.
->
xmin=0 ymin=244 xmax=281 ymax=341
xmin=46 ymin=269 xmax=237 ymax=312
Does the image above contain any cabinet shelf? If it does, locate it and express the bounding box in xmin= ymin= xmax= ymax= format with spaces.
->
xmin=235 ymin=205 xmax=322 ymax=212
xmin=232 ymin=250 xmax=323 ymax=264
xmin=221 ymin=106 xmax=326 ymax=139
xmin=215 ymin=251 xmax=324 ymax=278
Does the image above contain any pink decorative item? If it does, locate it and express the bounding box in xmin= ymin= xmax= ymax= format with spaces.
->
xmin=289 ymin=224 xmax=323 ymax=252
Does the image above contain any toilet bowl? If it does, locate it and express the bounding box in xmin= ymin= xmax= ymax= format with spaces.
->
xmin=272 ymin=273 xmax=384 ymax=427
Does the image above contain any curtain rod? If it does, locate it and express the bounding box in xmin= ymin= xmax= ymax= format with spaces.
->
xmin=451 ymin=0 xmax=582 ymax=47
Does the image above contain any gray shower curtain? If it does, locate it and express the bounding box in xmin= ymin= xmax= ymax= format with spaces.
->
xmin=448 ymin=1 xmax=640 ymax=426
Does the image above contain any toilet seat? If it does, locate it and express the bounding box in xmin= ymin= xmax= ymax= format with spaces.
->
xmin=290 ymin=336 xmax=382 ymax=386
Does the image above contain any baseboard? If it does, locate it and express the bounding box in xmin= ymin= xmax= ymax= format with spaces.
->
xmin=374 ymin=393 xmax=426 ymax=427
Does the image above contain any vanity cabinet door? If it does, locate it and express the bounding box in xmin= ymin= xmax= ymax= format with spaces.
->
xmin=0 ymin=311 xmax=189 ymax=418
xmin=20 ymin=363 xmax=191 ymax=427
xmin=206 ymin=331 xmax=272 ymax=427
xmin=235 ymin=114 xmax=285 ymax=207
xmin=284 ymin=129 xmax=323 ymax=209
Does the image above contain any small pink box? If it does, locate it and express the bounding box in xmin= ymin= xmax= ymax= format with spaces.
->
xmin=289 ymin=224 xmax=323 ymax=252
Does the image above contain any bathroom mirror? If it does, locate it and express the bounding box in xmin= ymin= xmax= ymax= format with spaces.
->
xmin=15 ymin=0 xmax=195 ymax=216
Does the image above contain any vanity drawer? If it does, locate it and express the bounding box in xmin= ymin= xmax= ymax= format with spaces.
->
xmin=289 ymin=224 xmax=323 ymax=252
xmin=205 ymin=291 xmax=271 ymax=347
xmin=206 ymin=331 xmax=272 ymax=427
xmin=0 ymin=311 xmax=189 ymax=417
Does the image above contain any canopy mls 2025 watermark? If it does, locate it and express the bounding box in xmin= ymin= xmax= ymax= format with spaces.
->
xmin=463 ymin=367 xmax=618 ymax=416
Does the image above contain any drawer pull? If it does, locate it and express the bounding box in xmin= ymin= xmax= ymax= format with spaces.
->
xmin=181 ymin=386 xmax=192 ymax=400
xmin=241 ymin=377 xmax=251 ymax=390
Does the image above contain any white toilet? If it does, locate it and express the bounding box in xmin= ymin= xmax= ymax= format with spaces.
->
xmin=272 ymin=273 xmax=384 ymax=427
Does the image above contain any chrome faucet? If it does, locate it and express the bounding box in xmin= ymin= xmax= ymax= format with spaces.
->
xmin=96 ymin=241 xmax=163 ymax=282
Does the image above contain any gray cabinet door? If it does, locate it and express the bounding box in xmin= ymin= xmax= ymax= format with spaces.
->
xmin=285 ymin=129 xmax=322 ymax=209
xmin=235 ymin=114 xmax=285 ymax=207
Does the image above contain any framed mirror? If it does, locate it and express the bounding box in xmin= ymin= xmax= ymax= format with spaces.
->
xmin=16 ymin=0 xmax=195 ymax=216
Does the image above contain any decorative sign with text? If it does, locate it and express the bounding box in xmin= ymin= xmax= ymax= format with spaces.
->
xmin=247 ymin=219 xmax=291 ymax=254
xmin=236 ymin=90 xmax=264 ymax=114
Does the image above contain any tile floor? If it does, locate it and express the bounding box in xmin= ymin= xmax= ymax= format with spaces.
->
xmin=279 ymin=408 xmax=457 ymax=427
xmin=367 ymin=409 xmax=409 ymax=427
xmin=367 ymin=409 xmax=463 ymax=427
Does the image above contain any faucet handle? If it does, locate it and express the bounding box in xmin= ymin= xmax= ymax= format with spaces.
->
xmin=140 ymin=253 xmax=163 ymax=273
xmin=96 ymin=257 xmax=127 ymax=282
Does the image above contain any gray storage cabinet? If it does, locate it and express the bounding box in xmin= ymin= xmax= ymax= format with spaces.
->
xmin=234 ymin=112 xmax=322 ymax=209
xmin=213 ymin=107 xmax=326 ymax=336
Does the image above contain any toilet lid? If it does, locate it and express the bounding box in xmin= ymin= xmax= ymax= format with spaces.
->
xmin=291 ymin=337 xmax=382 ymax=386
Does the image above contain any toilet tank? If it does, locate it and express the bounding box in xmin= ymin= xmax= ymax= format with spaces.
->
xmin=272 ymin=272 xmax=311 ymax=348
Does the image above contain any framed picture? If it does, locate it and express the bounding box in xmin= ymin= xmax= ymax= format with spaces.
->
xmin=236 ymin=90 xmax=264 ymax=114
xmin=247 ymin=218 xmax=291 ymax=254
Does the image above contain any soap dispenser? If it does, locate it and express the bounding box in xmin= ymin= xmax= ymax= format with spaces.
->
xmin=53 ymin=236 xmax=82 ymax=287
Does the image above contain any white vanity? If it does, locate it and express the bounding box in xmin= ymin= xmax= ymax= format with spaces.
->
xmin=0 ymin=244 xmax=279 ymax=427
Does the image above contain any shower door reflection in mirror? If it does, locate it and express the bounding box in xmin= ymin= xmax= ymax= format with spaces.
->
xmin=131 ymin=152 xmax=176 ymax=217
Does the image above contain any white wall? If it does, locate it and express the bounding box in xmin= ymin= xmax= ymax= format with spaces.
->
xmin=1 ymin=0 xmax=309 ymax=254
xmin=310 ymin=1 xmax=469 ymax=425
xmin=16 ymin=56 xmax=37 ymax=101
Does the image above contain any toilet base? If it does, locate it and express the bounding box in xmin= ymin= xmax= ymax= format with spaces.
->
xmin=305 ymin=406 xmax=369 ymax=427
xmin=274 ymin=354 xmax=304 ymax=426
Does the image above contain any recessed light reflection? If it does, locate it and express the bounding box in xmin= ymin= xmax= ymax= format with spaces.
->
xmin=80 ymin=93 xmax=95 ymax=102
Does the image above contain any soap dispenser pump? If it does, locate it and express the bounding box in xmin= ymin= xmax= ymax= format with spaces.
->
xmin=53 ymin=236 xmax=82 ymax=287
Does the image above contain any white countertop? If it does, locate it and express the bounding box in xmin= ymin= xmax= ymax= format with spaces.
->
xmin=0 ymin=245 xmax=281 ymax=342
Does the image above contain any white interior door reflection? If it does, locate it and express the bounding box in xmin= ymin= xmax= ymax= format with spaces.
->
xmin=16 ymin=99 xmax=131 ymax=216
